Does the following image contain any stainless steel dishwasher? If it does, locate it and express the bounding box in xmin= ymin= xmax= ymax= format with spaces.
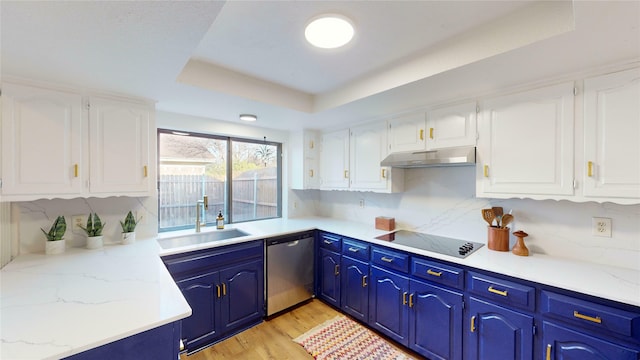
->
xmin=266 ymin=232 xmax=315 ymax=316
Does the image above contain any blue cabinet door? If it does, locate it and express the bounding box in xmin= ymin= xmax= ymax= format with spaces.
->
xmin=543 ymin=321 xmax=640 ymax=360
xmin=177 ymin=271 xmax=220 ymax=351
xmin=318 ymin=248 xmax=341 ymax=307
xmin=341 ymin=256 xmax=369 ymax=322
xmin=409 ymin=279 xmax=463 ymax=360
xmin=466 ymin=297 xmax=534 ymax=360
xmin=369 ymin=265 xmax=410 ymax=346
xmin=220 ymin=259 xmax=264 ymax=333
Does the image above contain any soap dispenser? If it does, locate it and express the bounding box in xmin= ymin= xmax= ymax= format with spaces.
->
xmin=216 ymin=210 xmax=224 ymax=229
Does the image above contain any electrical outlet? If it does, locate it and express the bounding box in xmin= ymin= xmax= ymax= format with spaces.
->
xmin=592 ymin=217 xmax=612 ymax=237
xmin=359 ymin=199 xmax=365 ymax=208
xmin=71 ymin=215 xmax=84 ymax=234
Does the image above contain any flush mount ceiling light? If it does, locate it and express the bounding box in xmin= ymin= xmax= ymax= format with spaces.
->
xmin=239 ymin=114 xmax=257 ymax=122
xmin=305 ymin=14 xmax=355 ymax=49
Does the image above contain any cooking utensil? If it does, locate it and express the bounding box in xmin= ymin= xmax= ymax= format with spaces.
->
xmin=481 ymin=209 xmax=495 ymax=227
xmin=501 ymin=214 xmax=514 ymax=228
xmin=492 ymin=207 xmax=504 ymax=227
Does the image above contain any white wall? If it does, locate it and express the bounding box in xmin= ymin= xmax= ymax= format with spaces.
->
xmin=314 ymin=166 xmax=640 ymax=271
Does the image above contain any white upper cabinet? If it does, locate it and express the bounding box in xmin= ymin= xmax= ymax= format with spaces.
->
xmin=0 ymin=82 xmax=155 ymax=201
xmin=320 ymin=129 xmax=350 ymax=189
xmin=583 ymin=68 xmax=640 ymax=201
xmin=89 ymin=97 xmax=152 ymax=195
xmin=477 ymin=82 xmax=575 ymax=198
xmin=350 ymin=122 xmax=391 ymax=191
xmin=1 ymin=83 xmax=83 ymax=197
xmin=426 ymin=102 xmax=477 ymax=149
xmin=388 ymin=102 xmax=477 ymax=154
xmin=388 ymin=112 xmax=426 ymax=153
xmin=290 ymin=129 xmax=320 ymax=190
xmin=320 ymin=122 xmax=403 ymax=193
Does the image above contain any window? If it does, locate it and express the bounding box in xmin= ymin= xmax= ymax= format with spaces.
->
xmin=158 ymin=129 xmax=281 ymax=231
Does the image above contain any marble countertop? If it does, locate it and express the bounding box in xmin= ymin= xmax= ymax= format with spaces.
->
xmin=0 ymin=237 xmax=191 ymax=360
xmin=3 ymin=216 xmax=638 ymax=360
xmin=160 ymin=217 xmax=640 ymax=307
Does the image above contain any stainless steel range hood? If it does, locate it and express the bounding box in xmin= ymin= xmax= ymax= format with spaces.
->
xmin=380 ymin=146 xmax=476 ymax=168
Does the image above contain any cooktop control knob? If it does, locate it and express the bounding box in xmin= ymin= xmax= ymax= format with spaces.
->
xmin=458 ymin=242 xmax=475 ymax=255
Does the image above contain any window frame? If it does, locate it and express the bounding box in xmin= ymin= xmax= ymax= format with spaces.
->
xmin=157 ymin=128 xmax=282 ymax=232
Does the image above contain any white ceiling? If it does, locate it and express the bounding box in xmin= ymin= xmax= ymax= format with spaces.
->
xmin=1 ymin=1 xmax=639 ymax=132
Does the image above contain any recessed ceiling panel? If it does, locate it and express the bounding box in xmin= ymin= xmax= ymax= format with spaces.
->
xmin=192 ymin=1 xmax=533 ymax=94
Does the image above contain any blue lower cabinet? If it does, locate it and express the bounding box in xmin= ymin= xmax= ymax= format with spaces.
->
xmin=543 ymin=321 xmax=640 ymax=360
xmin=369 ymin=265 xmax=410 ymax=346
xmin=219 ymin=259 xmax=264 ymax=335
xmin=341 ymin=256 xmax=369 ymax=322
xmin=178 ymin=271 xmax=220 ymax=351
xmin=164 ymin=242 xmax=264 ymax=354
xmin=318 ymin=248 xmax=341 ymax=308
xmin=409 ymin=279 xmax=463 ymax=360
xmin=466 ymin=296 xmax=534 ymax=360
xmin=63 ymin=321 xmax=180 ymax=360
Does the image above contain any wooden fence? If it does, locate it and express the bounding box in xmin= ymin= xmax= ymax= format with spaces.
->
xmin=159 ymin=174 xmax=277 ymax=229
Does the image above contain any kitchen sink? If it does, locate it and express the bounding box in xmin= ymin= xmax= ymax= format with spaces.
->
xmin=157 ymin=228 xmax=251 ymax=249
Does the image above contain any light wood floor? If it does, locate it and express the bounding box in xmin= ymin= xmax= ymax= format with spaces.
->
xmin=181 ymin=299 xmax=418 ymax=360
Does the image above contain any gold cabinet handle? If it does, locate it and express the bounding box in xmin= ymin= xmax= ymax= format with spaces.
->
xmin=409 ymin=293 xmax=414 ymax=308
xmin=309 ymin=169 xmax=314 ymax=178
xmin=419 ymin=129 xmax=424 ymax=140
xmin=380 ymin=256 xmax=394 ymax=263
xmin=429 ymin=127 xmax=434 ymax=139
xmin=344 ymin=170 xmax=349 ymax=179
xmin=216 ymin=284 xmax=221 ymax=298
xmin=402 ymin=292 xmax=408 ymax=306
xmin=587 ymin=161 xmax=594 ymax=177
xmin=381 ymin=168 xmax=386 ymax=179
xmin=483 ymin=165 xmax=489 ymax=178
xmin=427 ymin=269 xmax=442 ymax=277
xmin=362 ymin=275 xmax=367 ymax=288
xmin=334 ymin=264 xmax=340 ymax=276
xmin=74 ymin=164 xmax=79 ymax=178
xmin=488 ymin=285 xmax=508 ymax=297
xmin=546 ymin=344 xmax=552 ymax=360
xmin=573 ymin=310 xmax=602 ymax=324
xmin=309 ymin=140 xmax=314 ymax=149
xmin=143 ymin=165 xmax=148 ymax=177
xmin=471 ymin=315 xmax=476 ymax=332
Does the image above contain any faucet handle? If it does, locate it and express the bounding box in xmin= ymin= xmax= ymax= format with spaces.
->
xmin=203 ymin=195 xmax=208 ymax=210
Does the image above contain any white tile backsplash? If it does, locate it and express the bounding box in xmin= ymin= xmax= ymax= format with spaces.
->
xmin=315 ymin=166 xmax=640 ymax=271
xmin=15 ymin=196 xmax=158 ymax=254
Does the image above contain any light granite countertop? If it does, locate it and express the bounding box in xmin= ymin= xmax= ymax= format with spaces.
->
xmin=2 ymin=216 xmax=639 ymax=360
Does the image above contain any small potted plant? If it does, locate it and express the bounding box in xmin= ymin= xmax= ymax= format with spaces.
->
xmin=79 ymin=213 xmax=105 ymax=249
xmin=41 ymin=215 xmax=67 ymax=255
xmin=120 ymin=211 xmax=140 ymax=244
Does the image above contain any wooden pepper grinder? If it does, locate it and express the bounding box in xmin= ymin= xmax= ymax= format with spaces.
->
xmin=512 ymin=230 xmax=529 ymax=256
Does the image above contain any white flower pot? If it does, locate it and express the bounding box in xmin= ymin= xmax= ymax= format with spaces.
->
xmin=86 ymin=235 xmax=103 ymax=250
xmin=122 ymin=232 xmax=136 ymax=245
xmin=45 ymin=239 xmax=66 ymax=255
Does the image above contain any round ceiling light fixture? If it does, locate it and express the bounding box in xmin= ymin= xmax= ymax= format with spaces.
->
xmin=305 ymin=14 xmax=355 ymax=49
xmin=239 ymin=114 xmax=257 ymax=122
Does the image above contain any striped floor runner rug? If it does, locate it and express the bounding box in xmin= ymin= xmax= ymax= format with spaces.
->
xmin=293 ymin=315 xmax=413 ymax=360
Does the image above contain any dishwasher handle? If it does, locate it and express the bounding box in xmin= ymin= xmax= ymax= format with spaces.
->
xmin=266 ymin=232 xmax=314 ymax=246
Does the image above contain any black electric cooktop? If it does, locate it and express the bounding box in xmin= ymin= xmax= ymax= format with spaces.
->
xmin=375 ymin=230 xmax=483 ymax=259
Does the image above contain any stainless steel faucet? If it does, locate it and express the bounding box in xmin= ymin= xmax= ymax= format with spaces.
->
xmin=195 ymin=195 xmax=208 ymax=232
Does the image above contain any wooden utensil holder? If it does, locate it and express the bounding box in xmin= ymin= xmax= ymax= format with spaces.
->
xmin=487 ymin=226 xmax=509 ymax=251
